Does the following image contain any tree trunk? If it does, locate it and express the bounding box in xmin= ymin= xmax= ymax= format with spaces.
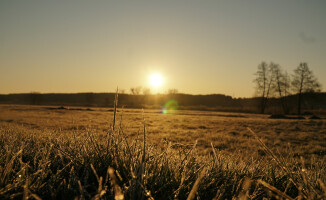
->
xmin=297 ymin=92 xmax=302 ymax=115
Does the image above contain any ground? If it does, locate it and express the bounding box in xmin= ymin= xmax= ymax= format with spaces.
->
xmin=1 ymin=104 xmax=326 ymax=199
xmin=1 ymin=104 xmax=325 ymax=160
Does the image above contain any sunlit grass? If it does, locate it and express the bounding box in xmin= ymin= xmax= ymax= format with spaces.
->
xmin=0 ymin=99 xmax=326 ymax=199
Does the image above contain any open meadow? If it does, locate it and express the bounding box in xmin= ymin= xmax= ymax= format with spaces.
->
xmin=1 ymin=104 xmax=326 ymax=199
xmin=2 ymin=1 xmax=326 ymax=199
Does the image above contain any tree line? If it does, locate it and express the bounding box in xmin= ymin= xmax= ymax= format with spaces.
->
xmin=254 ymin=62 xmax=321 ymax=115
xmin=129 ymin=87 xmax=178 ymax=95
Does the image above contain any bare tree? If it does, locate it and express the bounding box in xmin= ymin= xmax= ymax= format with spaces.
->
xmin=135 ymin=86 xmax=142 ymax=95
xmin=130 ymin=86 xmax=142 ymax=95
xmin=282 ymin=71 xmax=291 ymax=98
xmin=130 ymin=88 xmax=135 ymax=95
xmin=167 ymin=88 xmax=178 ymax=95
xmin=292 ymin=62 xmax=321 ymax=115
xmin=272 ymin=64 xmax=290 ymax=114
xmin=254 ymin=62 xmax=275 ymax=114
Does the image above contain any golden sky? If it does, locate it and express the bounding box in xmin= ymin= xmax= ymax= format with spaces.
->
xmin=1 ymin=1 xmax=325 ymax=97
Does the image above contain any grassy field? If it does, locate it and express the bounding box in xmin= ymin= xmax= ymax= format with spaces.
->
xmin=0 ymin=104 xmax=326 ymax=199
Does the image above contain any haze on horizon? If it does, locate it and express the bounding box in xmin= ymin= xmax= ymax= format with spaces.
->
xmin=1 ymin=0 xmax=325 ymax=98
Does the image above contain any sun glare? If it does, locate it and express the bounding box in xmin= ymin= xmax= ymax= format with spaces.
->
xmin=149 ymin=73 xmax=163 ymax=88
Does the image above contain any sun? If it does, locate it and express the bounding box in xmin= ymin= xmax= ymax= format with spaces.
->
xmin=149 ymin=73 xmax=163 ymax=88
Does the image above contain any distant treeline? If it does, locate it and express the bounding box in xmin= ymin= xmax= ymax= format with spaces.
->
xmin=0 ymin=92 xmax=325 ymax=114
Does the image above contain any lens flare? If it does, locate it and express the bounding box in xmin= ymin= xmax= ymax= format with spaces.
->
xmin=162 ymin=100 xmax=178 ymax=114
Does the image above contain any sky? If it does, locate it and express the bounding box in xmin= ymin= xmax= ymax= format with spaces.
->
xmin=1 ymin=0 xmax=325 ymax=97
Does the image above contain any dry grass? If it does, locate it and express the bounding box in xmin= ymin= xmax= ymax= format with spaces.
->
xmin=1 ymin=104 xmax=325 ymax=159
xmin=0 ymin=103 xmax=326 ymax=199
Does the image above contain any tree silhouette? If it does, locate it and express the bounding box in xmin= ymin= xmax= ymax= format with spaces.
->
xmin=254 ymin=62 xmax=275 ymax=114
xmin=130 ymin=87 xmax=142 ymax=95
xmin=167 ymin=88 xmax=178 ymax=95
xmin=271 ymin=64 xmax=290 ymax=114
xmin=292 ymin=62 xmax=321 ymax=115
